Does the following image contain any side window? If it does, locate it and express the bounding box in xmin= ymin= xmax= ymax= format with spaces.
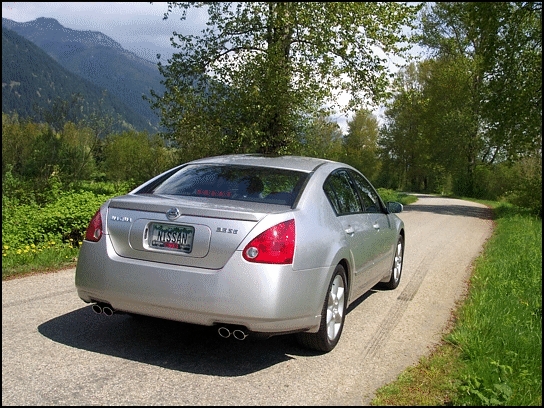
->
xmin=349 ymin=170 xmax=382 ymax=213
xmin=323 ymin=170 xmax=363 ymax=215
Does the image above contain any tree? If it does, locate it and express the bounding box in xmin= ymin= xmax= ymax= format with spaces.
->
xmin=344 ymin=109 xmax=380 ymax=181
xmin=418 ymin=2 xmax=542 ymax=196
xmin=422 ymin=55 xmax=483 ymax=195
xmin=297 ymin=115 xmax=343 ymax=161
xmin=474 ymin=2 xmax=542 ymax=161
xmin=151 ymin=2 xmax=422 ymax=157
xmin=379 ymin=62 xmax=436 ymax=191
xmin=2 ymin=113 xmax=45 ymax=178
xmin=102 ymin=130 xmax=175 ymax=185
xmin=59 ymin=122 xmax=97 ymax=183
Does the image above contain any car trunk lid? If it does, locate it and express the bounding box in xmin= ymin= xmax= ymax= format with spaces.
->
xmin=105 ymin=194 xmax=282 ymax=269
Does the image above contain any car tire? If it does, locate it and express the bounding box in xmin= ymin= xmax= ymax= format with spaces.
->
xmin=296 ymin=264 xmax=347 ymax=352
xmin=380 ymin=234 xmax=404 ymax=290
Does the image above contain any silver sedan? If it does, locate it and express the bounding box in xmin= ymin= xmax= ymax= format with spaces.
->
xmin=75 ymin=154 xmax=405 ymax=352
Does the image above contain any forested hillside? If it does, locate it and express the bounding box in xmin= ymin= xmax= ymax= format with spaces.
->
xmin=2 ymin=17 xmax=164 ymax=131
xmin=2 ymin=26 xmax=154 ymax=132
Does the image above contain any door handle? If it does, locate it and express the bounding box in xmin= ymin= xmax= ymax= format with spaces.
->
xmin=373 ymin=222 xmax=380 ymax=230
xmin=345 ymin=226 xmax=355 ymax=235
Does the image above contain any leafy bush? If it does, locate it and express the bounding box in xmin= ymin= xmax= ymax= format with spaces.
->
xmin=377 ymin=188 xmax=417 ymax=206
xmin=2 ymin=190 xmax=112 ymax=250
xmin=72 ymin=179 xmax=135 ymax=196
xmin=502 ymin=157 xmax=542 ymax=217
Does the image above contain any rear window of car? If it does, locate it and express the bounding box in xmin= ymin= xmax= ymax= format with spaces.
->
xmin=140 ymin=164 xmax=308 ymax=206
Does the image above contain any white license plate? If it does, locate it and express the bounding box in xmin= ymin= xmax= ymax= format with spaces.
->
xmin=150 ymin=223 xmax=194 ymax=253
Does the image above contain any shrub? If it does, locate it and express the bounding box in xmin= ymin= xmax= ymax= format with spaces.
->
xmin=502 ymin=156 xmax=542 ymax=217
xmin=2 ymin=190 xmax=112 ymax=250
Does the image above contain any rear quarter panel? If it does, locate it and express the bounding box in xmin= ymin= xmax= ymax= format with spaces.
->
xmin=291 ymin=165 xmax=355 ymax=305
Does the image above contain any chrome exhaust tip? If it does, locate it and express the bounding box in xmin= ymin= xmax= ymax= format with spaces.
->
xmin=232 ymin=329 xmax=248 ymax=341
xmin=102 ymin=306 xmax=114 ymax=316
xmin=218 ymin=325 xmax=248 ymax=340
xmin=92 ymin=303 xmax=114 ymax=316
xmin=218 ymin=326 xmax=231 ymax=338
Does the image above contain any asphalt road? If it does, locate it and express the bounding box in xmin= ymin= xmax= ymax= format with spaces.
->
xmin=2 ymin=194 xmax=494 ymax=406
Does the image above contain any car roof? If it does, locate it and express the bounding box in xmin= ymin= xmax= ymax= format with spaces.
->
xmin=188 ymin=154 xmax=339 ymax=173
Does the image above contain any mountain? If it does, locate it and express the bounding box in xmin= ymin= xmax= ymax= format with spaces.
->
xmin=2 ymin=25 xmax=156 ymax=132
xmin=2 ymin=17 xmax=164 ymax=131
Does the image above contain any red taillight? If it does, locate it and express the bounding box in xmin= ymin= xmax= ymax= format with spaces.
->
xmin=85 ymin=209 xmax=103 ymax=242
xmin=243 ymin=219 xmax=295 ymax=264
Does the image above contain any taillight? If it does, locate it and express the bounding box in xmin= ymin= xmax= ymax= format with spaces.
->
xmin=85 ymin=209 xmax=103 ymax=242
xmin=243 ymin=219 xmax=295 ymax=264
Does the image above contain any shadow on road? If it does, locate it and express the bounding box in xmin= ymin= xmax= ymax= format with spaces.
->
xmin=37 ymin=292 xmax=374 ymax=377
xmin=38 ymin=291 xmax=374 ymax=377
xmin=403 ymin=196 xmax=493 ymax=220
xmin=38 ymin=306 xmax=311 ymax=376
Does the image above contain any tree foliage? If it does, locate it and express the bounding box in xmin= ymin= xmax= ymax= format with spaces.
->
xmin=151 ymin=2 xmax=422 ymax=157
xmin=343 ymin=109 xmax=381 ymax=182
xmin=103 ymin=130 xmax=175 ymax=185
xmin=380 ymin=2 xmax=541 ymax=208
xmin=419 ymin=2 xmax=542 ymax=161
xmin=296 ymin=115 xmax=343 ymax=161
xmin=379 ymin=62 xmax=435 ymax=191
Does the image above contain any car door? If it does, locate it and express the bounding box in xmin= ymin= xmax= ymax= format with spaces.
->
xmin=348 ymin=169 xmax=397 ymax=281
xmin=323 ymin=169 xmax=383 ymax=297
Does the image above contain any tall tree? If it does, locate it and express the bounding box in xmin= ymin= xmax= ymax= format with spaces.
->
xmin=418 ymin=2 xmax=542 ymax=196
xmin=151 ymin=2 xmax=422 ymax=158
xmin=103 ymin=130 xmax=174 ymax=185
xmin=474 ymin=2 xmax=542 ymax=161
xmin=344 ymin=109 xmax=381 ymax=181
xmin=2 ymin=113 xmax=45 ymax=179
xmin=297 ymin=114 xmax=344 ymax=161
xmin=379 ymin=62 xmax=441 ymax=191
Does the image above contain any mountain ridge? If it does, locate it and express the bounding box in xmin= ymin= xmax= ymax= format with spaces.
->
xmin=2 ymin=25 xmax=156 ymax=133
xmin=2 ymin=17 xmax=164 ymax=132
xmin=2 ymin=17 xmax=126 ymax=52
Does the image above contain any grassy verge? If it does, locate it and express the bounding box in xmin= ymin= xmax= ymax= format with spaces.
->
xmin=2 ymin=181 xmax=131 ymax=280
xmin=2 ymin=242 xmax=79 ymax=280
xmin=372 ymin=201 xmax=542 ymax=406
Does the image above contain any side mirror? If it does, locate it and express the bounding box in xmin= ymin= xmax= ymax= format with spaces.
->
xmin=386 ymin=201 xmax=403 ymax=213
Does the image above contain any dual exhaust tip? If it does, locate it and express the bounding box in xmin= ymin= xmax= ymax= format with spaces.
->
xmin=92 ymin=303 xmax=114 ymax=316
xmin=217 ymin=326 xmax=248 ymax=341
xmin=91 ymin=304 xmax=248 ymax=340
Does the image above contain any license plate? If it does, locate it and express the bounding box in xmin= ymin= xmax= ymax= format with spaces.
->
xmin=150 ymin=223 xmax=194 ymax=253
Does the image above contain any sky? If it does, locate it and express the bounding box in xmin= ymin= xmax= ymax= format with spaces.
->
xmin=2 ymin=2 xmax=203 ymax=63
xmin=2 ymin=2 xmax=418 ymax=131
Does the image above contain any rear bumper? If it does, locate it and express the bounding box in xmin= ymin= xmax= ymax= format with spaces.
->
xmin=75 ymin=236 xmax=330 ymax=334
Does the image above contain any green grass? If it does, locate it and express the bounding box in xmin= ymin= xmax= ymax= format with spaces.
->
xmin=372 ymin=202 xmax=542 ymax=406
xmin=2 ymin=242 xmax=79 ymax=280
xmin=2 ymin=180 xmax=130 ymax=280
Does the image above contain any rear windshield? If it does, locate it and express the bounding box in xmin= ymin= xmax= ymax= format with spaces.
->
xmin=139 ymin=164 xmax=308 ymax=206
